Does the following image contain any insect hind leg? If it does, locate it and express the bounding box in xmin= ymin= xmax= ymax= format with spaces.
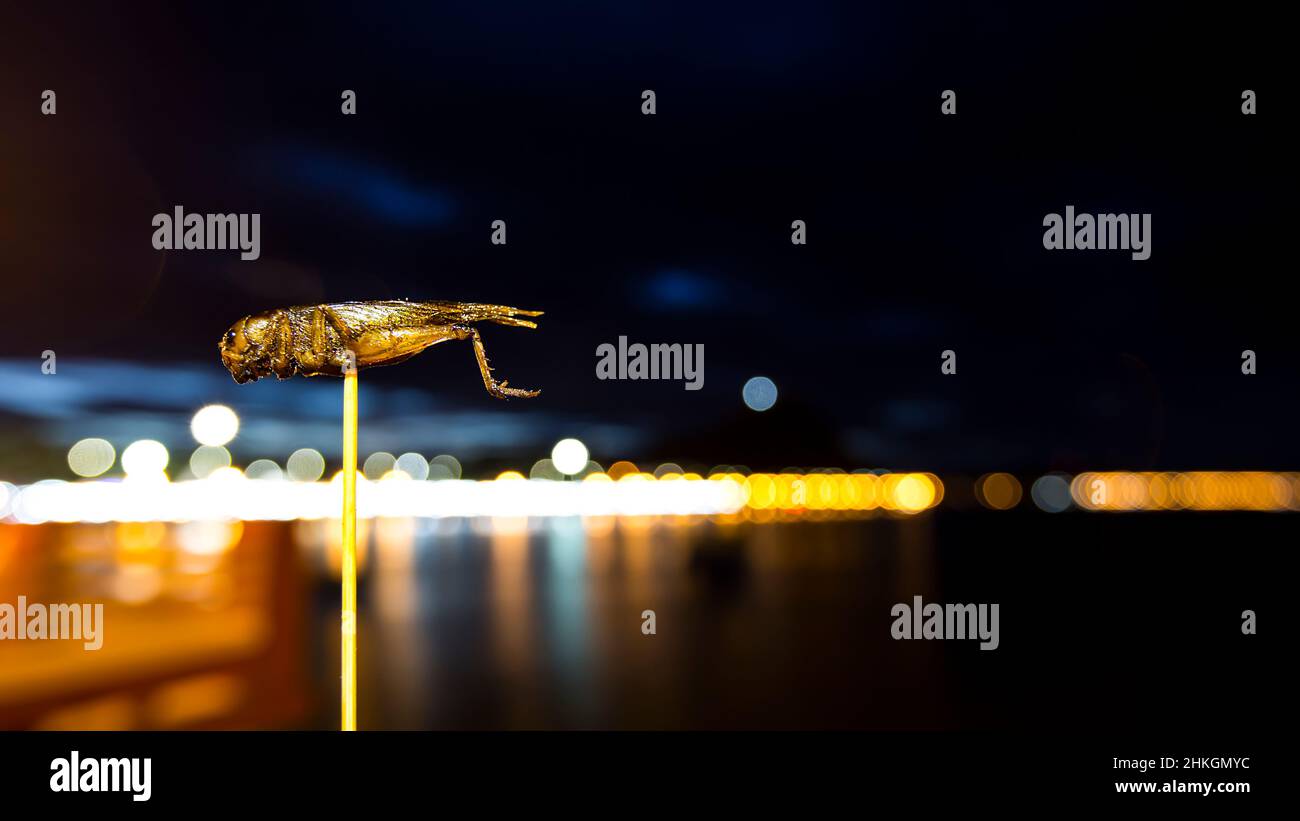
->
xmin=452 ymin=325 xmax=540 ymax=399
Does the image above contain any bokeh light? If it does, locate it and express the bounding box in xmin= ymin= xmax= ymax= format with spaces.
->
xmin=189 ymin=445 xmax=232 ymax=479
xmin=892 ymin=473 xmax=938 ymax=512
xmin=428 ymin=454 xmax=462 ymax=481
xmin=742 ymin=376 xmax=778 ymax=411
xmin=654 ymin=462 xmax=684 ymax=478
xmin=121 ymin=439 xmax=169 ymax=477
xmin=551 ymin=438 xmax=589 ymax=475
xmin=190 ymin=404 xmax=240 ymax=446
xmin=245 ymin=459 xmax=284 ymax=481
xmin=67 ymin=438 xmax=116 ymax=478
xmin=395 ymin=453 xmax=429 ymax=481
xmin=363 ymin=452 xmax=396 ymax=481
xmin=976 ymin=472 xmax=1022 ymax=510
xmin=1066 ymin=471 xmax=1298 ymax=512
xmin=286 ymin=448 xmax=326 ymax=482
xmin=1031 ymin=474 xmax=1073 ymax=513
xmin=0 ymin=481 xmax=16 ymax=518
xmin=529 ymin=459 xmax=564 ymax=481
xmin=608 ymin=460 xmax=639 ymax=480
xmin=176 ymin=519 xmax=244 ymax=555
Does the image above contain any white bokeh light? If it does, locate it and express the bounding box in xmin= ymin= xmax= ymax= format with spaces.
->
xmin=396 ymin=452 xmax=430 ymax=481
xmin=428 ymin=454 xmax=462 ymax=480
xmin=67 ymin=438 xmax=116 ymax=478
xmin=286 ymin=448 xmax=326 ymax=482
xmin=363 ymin=452 xmax=396 ymax=481
xmin=530 ymin=459 xmax=563 ymax=481
xmin=246 ymin=459 xmax=285 ymax=481
xmin=121 ymin=440 xmax=169 ymax=477
xmin=191 ymin=404 xmax=240 ymax=446
xmin=551 ymin=438 xmax=589 ymax=476
xmin=189 ymin=445 xmax=232 ymax=479
xmin=0 ymin=482 xmax=16 ymax=518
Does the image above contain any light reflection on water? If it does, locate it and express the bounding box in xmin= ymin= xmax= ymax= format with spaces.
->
xmin=2 ymin=510 xmax=1282 ymax=730
xmin=0 ymin=515 xmax=948 ymax=729
xmin=322 ymin=515 xmax=946 ymax=730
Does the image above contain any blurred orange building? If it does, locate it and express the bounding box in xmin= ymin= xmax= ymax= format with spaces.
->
xmin=0 ymin=522 xmax=311 ymax=729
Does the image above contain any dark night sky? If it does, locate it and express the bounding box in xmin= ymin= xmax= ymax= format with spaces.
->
xmin=0 ymin=2 xmax=1293 ymax=474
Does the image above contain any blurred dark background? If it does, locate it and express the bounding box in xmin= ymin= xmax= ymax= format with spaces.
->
xmin=0 ymin=1 xmax=1293 ymax=478
xmin=0 ymin=2 xmax=1293 ymax=733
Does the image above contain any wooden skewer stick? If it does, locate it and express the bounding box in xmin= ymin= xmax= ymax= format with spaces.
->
xmin=341 ymin=366 xmax=358 ymax=731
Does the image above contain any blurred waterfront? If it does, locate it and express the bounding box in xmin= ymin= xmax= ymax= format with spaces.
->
xmin=330 ymin=511 xmax=1286 ymax=731
xmin=3 ymin=507 xmax=1285 ymax=731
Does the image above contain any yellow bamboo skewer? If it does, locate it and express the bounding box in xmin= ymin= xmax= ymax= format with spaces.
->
xmin=341 ymin=366 xmax=358 ymax=731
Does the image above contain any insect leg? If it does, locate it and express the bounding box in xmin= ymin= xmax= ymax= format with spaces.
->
xmin=290 ymin=308 xmax=329 ymax=374
xmin=315 ymin=306 xmax=356 ymax=371
xmin=452 ymin=324 xmax=540 ymax=399
xmin=320 ymin=306 xmax=352 ymax=340
xmin=271 ymin=310 xmax=294 ymax=378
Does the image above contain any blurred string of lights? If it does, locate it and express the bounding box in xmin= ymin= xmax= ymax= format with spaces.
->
xmin=2 ymin=404 xmax=1298 ymax=523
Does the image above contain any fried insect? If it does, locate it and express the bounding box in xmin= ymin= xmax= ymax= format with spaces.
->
xmin=219 ymin=300 xmax=542 ymax=399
